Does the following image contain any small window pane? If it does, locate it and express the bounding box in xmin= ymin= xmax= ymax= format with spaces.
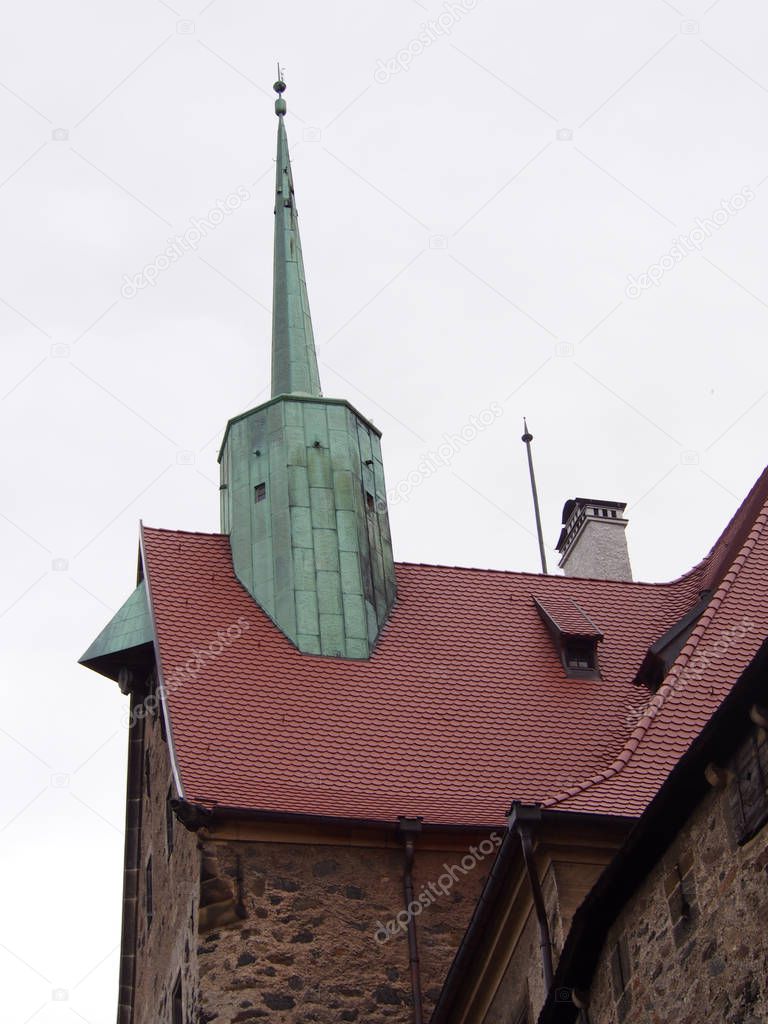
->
xmin=564 ymin=639 xmax=597 ymax=672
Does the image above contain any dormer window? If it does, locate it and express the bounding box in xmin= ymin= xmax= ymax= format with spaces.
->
xmin=634 ymin=591 xmax=711 ymax=690
xmin=533 ymin=595 xmax=604 ymax=679
xmin=564 ymin=637 xmax=598 ymax=672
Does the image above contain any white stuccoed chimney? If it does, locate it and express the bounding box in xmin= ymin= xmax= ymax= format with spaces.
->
xmin=556 ymin=498 xmax=632 ymax=581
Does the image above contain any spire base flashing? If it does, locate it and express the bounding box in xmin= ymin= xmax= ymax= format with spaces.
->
xmin=218 ymin=394 xmax=381 ymax=464
xmin=219 ymin=394 xmax=396 ymax=660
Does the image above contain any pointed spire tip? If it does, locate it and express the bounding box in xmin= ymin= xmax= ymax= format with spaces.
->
xmin=270 ymin=72 xmax=322 ymax=399
xmin=274 ymin=68 xmax=287 ymax=116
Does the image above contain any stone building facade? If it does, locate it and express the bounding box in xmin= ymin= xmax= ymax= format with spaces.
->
xmin=130 ymin=690 xmax=200 ymax=1024
xmin=587 ymin=763 xmax=768 ymax=1024
xmin=129 ymin=676 xmax=494 ymax=1023
xmin=568 ymin=720 xmax=768 ymax=1024
xmin=193 ymin=833 xmax=492 ymax=1023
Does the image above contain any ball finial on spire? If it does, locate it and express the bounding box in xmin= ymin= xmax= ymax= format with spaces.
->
xmin=274 ymin=66 xmax=287 ymax=116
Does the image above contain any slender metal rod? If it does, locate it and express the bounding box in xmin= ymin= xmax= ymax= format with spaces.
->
xmin=522 ymin=418 xmax=548 ymax=574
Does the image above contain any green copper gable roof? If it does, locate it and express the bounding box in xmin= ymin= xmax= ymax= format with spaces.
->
xmin=79 ymin=580 xmax=154 ymax=678
xmin=271 ymin=84 xmax=322 ymax=399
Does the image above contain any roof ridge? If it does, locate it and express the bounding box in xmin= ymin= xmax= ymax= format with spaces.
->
xmin=544 ymin=499 xmax=768 ymax=809
xmin=134 ymin=539 xmax=680 ymax=587
xmin=663 ymin=462 xmax=768 ymax=590
xmin=396 ymin=561 xmax=684 ymax=587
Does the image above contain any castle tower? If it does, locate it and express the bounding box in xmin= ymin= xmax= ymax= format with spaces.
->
xmin=218 ymin=79 xmax=397 ymax=658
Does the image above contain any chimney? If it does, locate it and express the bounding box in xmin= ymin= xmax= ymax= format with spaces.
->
xmin=556 ymin=498 xmax=632 ymax=581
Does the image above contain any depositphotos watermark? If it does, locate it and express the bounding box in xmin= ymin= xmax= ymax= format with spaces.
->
xmin=374 ymin=0 xmax=478 ymax=83
xmin=625 ymin=187 xmax=755 ymax=299
xmin=121 ymin=186 xmax=251 ymax=297
xmin=374 ymin=833 xmax=502 ymax=944
xmin=124 ymin=617 xmax=251 ymax=727
xmin=390 ymin=402 xmax=503 ymax=506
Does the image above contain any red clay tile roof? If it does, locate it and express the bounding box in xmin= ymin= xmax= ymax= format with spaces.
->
xmin=533 ymin=594 xmax=604 ymax=639
xmin=140 ymin=465 xmax=768 ymax=827
xmin=545 ymin=465 xmax=768 ymax=815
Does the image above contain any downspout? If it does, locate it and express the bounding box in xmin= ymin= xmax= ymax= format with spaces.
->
xmin=509 ymin=803 xmax=554 ymax=993
xmin=398 ymin=817 xmax=424 ymax=1024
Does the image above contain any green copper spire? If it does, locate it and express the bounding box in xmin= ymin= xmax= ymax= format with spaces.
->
xmin=271 ymin=77 xmax=322 ymax=399
xmin=218 ymin=76 xmax=397 ymax=659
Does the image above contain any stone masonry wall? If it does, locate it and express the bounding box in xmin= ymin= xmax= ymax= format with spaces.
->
xmin=482 ymin=858 xmax=606 ymax=1024
xmin=482 ymin=899 xmax=545 ymax=1024
xmin=133 ymin=701 xmax=200 ymax=1024
xmin=560 ymin=521 xmax=632 ymax=582
xmin=196 ymin=833 xmax=495 ymax=1023
xmin=588 ymin=735 xmax=768 ymax=1024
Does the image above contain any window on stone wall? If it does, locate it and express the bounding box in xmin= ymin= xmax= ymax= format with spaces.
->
xmin=171 ymin=974 xmax=183 ymax=1024
xmin=145 ymin=856 xmax=153 ymax=928
xmin=144 ymin=748 xmax=151 ymax=797
xmin=729 ymin=730 xmax=768 ymax=845
xmin=664 ymin=851 xmax=698 ymax=949
xmin=609 ymin=934 xmax=632 ymax=1020
xmin=254 ymin=482 xmax=266 ymax=503
xmin=166 ymin=786 xmax=174 ymax=856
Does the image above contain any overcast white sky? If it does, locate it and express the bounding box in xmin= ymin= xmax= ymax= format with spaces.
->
xmin=3 ymin=0 xmax=768 ymax=1019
